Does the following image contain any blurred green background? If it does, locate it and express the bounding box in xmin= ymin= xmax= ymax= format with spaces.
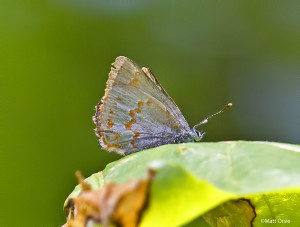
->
xmin=1 ymin=0 xmax=299 ymax=226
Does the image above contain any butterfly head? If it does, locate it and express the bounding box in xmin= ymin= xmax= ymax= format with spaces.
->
xmin=190 ymin=128 xmax=205 ymax=142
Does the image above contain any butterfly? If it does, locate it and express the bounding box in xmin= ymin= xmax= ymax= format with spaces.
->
xmin=93 ymin=56 xmax=232 ymax=155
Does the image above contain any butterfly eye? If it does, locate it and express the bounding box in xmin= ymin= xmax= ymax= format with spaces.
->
xmin=193 ymin=130 xmax=204 ymax=142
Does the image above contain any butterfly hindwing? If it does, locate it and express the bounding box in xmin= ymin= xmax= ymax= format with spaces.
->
xmin=94 ymin=56 xmax=190 ymax=155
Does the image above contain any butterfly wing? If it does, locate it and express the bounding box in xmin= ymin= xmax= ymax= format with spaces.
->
xmin=94 ymin=56 xmax=190 ymax=155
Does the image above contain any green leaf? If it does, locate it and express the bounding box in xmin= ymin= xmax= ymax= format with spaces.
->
xmin=202 ymin=199 xmax=256 ymax=226
xmin=140 ymin=162 xmax=235 ymax=227
xmin=65 ymin=141 xmax=300 ymax=226
xmin=251 ymin=192 xmax=300 ymax=226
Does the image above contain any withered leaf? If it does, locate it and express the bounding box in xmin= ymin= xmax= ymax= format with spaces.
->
xmin=63 ymin=171 xmax=151 ymax=227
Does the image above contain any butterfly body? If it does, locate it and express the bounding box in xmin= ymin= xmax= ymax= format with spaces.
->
xmin=94 ymin=56 xmax=204 ymax=155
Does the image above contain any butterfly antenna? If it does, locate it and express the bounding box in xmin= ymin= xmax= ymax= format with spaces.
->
xmin=193 ymin=103 xmax=232 ymax=130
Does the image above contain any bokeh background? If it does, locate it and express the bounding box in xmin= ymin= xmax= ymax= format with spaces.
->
xmin=1 ymin=0 xmax=300 ymax=226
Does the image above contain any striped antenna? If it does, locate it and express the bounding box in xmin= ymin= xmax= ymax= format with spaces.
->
xmin=193 ymin=103 xmax=232 ymax=130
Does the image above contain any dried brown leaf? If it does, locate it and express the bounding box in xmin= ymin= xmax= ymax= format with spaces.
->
xmin=63 ymin=171 xmax=152 ymax=227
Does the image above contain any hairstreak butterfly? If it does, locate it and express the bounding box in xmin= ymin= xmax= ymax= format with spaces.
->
xmin=93 ymin=56 xmax=232 ymax=155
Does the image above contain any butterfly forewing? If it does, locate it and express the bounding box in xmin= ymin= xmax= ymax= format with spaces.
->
xmin=94 ymin=56 xmax=190 ymax=155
